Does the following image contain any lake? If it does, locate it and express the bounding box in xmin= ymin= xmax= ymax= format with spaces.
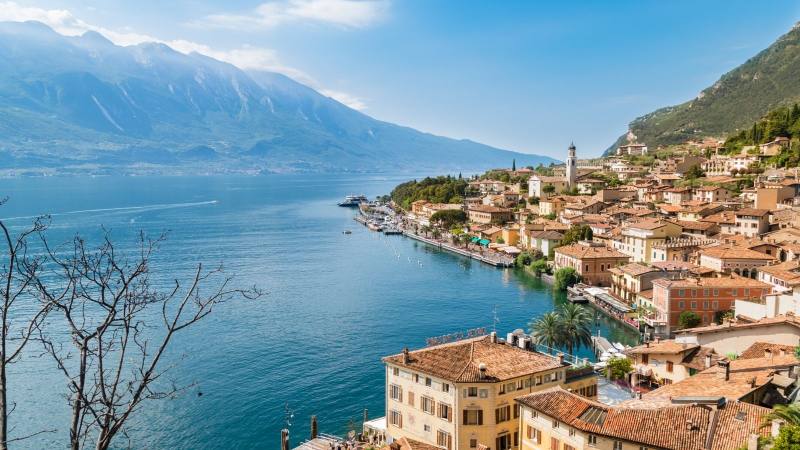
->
xmin=0 ymin=174 xmax=637 ymax=449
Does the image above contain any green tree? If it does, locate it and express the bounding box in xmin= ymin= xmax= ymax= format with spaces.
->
xmin=561 ymin=224 xmax=593 ymax=246
xmin=542 ymin=184 xmax=556 ymax=194
xmin=606 ymin=357 xmax=633 ymax=381
xmin=772 ymin=425 xmax=800 ymax=450
xmin=678 ymin=311 xmax=701 ymax=329
xmin=496 ymin=237 xmax=505 ymax=244
xmin=554 ymin=267 xmax=581 ymax=291
xmin=764 ymin=404 xmax=800 ymax=428
xmin=558 ymin=303 xmax=593 ymax=355
xmin=512 ymin=159 xmax=516 ymax=171
xmin=430 ymin=209 xmax=467 ymax=229
xmin=529 ymin=312 xmax=563 ymax=350
xmin=515 ymin=252 xmax=533 ymax=267
xmin=684 ymin=164 xmax=705 ymax=180
xmin=531 ymin=259 xmax=549 ymax=276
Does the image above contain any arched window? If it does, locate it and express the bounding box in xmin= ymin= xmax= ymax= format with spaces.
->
xmin=742 ymin=268 xmax=749 ymax=278
xmin=734 ymin=268 xmax=741 ymax=276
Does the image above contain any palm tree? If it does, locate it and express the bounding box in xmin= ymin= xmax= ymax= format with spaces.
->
xmin=763 ymin=404 xmax=800 ymax=428
xmin=558 ymin=303 xmax=593 ymax=355
xmin=529 ymin=312 xmax=563 ymax=351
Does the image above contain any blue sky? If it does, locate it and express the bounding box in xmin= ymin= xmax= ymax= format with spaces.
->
xmin=2 ymin=0 xmax=800 ymax=159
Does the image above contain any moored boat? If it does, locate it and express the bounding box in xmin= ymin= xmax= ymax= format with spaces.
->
xmin=338 ymin=194 xmax=368 ymax=207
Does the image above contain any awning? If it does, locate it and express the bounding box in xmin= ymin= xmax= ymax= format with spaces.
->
xmin=478 ymin=239 xmax=490 ymax=246
xmin=502 ymin=247 xmax=521 ymax=254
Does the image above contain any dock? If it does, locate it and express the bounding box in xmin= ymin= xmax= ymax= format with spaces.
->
xmin=402 ymin=231 xmax=514 ymax=268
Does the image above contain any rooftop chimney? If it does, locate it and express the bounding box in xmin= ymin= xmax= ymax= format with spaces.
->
xmin=478 ymin=362 xmax=487 ymax=380
xmin=490 ymin=331 xmax=497 ymax=343
xmin=705 ymin=353 xmax=712 ymax=369
xmin=765 ymin=348 xmax=773 ymax=360
xmin=718 ymin=360 xmax=731 ymax=381
xmin=402 ymin=347 xmax=410 ymax=364
xmin=780 ymin=348 xmax=787 ymax=357
xmin=557 ymin=353 xmax=565 ymax=365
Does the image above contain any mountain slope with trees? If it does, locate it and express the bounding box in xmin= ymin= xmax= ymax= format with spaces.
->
xmin=607 ymin=22 xmax=800 ymax=153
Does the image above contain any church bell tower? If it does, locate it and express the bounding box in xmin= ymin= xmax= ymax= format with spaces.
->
xmin=566 ymin=142 xmax=577 ymax=189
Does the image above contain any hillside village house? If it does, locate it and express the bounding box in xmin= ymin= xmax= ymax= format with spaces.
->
xmin=758 ymin=260 xmax=800 ymax=291
xmin=554 ymin=241 xmax=630 ymax=287
xmin=468 ymin=205 xmax=513 ymax=225
xmin=663 ymin=187 xmax=693 ymax=205
xmin=382 ymin=333 xmax=596 ymax=450
xmin=527 ymin=175 xmax=568 ymax=199
xmin=651 ymin=238 xmax=715 ymax=263
xmin=676 ymin=203 xmax=723 ymax=222
xmin=702 ymin=153 xmax=758 ymax=176
xmin=733 ymin=208 xmax=771 ymax=237
xmin=692 ymin=185 xmax=732 ymax=203
xmin=521 ymin=230 xmax=563 ymax=257
xmin=537 ymin=197 xmax=566 ymax=217
xmin=624 ymin=339 xmax=720 ymax=389
xmin=515 ymin=386 xmax=770 ymax=450
xmin=760 ymin=136 xmax=790 ymax=156
xmin=676 ymin=316 xmax=800 ymax=356
xmin=651 ymin=276 xmax=773 ymax=336
xmin=611 ymin=219 xmax=682 ymax=264
xmin=616 ymin=142 xmax=648 ymax=155
xmin=698 ymin=245 xmax=775 ymax=278
xmin=608 ymin=262 xmax=668 ymax=305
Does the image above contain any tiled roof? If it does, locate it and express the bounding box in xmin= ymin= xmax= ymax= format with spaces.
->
xmin=679 ymin=314 xmax=800 ymax=335
xmin=652 ymin=276 xmax=772 ymax=289
xmin=651 ymin=261 xmax=716 ymax=275
xmin=735 ymin=208 xmax=770 ymax=217
xmin=529 ymin=230 xmax=564 ymax=240
xmin=699 ymin=246 xmax=776 ymax=261
xmin=701 ymin=212 xmax=736 ymax=225
xmin=625 ymin=340 xmax=698 ymax=355
xmin=626 ymin=218 xmax=674 ymax=231
xmin=739 ymin=342 xmax=797 ymax=360
xmin=758 ymin=261 xmax=800 ymax=285
xmin=516 ymin=387 xmax=769 ymax=450
xmin=382 ymin=335 xmax=564 ymax=383
xmin=680 ymin=346 xmax=722 ymax=371
xmin=672 ymin=220 xmax=718 ymax=231
xmin=468 ymin=205 xmax=511 ymax=213
xmin=554 ymin=243 xmax=629 ymax=260
xmin=616 ymin=263 xmax=658 ymax=277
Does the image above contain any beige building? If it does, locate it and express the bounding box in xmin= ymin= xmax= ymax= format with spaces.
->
xmin=692 ymin=185 xmax=731 ymax=203
xmin=383 ymin=334 xmax=596 ymax=450
xmin=733 ymin=208 xmax=770 ymax=237
xmin=612 ymin=219 xmax=682 ymax=263
xmin=554 ymin=242 xmax=630 ymax=287
xmin=528 ymin=176 xmax=568 ymax=199
xmin=468 ymin=206 xmax=513 ymax=225
xmin=516 ymin=386 xmax=770 ymax=450
xmin=676 ymin=315 xmax=800 ymax=356
xmin=698 ymin=245 xmax=775 ymax=277
xmin=624 ymin=339 xmax=719 ymax=389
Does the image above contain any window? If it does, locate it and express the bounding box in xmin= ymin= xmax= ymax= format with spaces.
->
xmin=703 ymin=301 xmax=709 ymax=309
xmin=495 ymin=405 xmax=511 ymax=423
xmin=392 ymin=367 xmax=399 ymax=376
xmin=526 ymin=426 xmax=542 ymax=444
xmin=469 ymin=439 xmax=477 ymax=448
xmin=744 ymin=288 xmax=750 ymax=297
xmin=713 ymin=289 xmax=719 ymax=297
xmin=641 ymin=354 xmax=649 ymax=364
xmin=437 ymin=430 xmax=452 ymax=450
xmin=678 ymin=289 xmax=685 ymax=297
xmin=442 ymin=383 xmax=450 ymax=393
xmin=513 ymin=404 xmax=520 ymax=419
xmin=438 ymin=403 xmax=452 ymax=422
xmin=413 ymin=374 xmax=419 ymax=383
xmin=389 ymin=410 xmax=402 ymax=428
xmin=463 ymin=409 xmax=483 ymax=425
xmin=551 ymin=437 xmax=560 ymax=450
xmin=466 ymin=387 xmax=478 ymax=397
xmin=565 ymin=445 xmax=576 ymax=450
xmin=552 ymin=419 xmax=559 ymax=428
xmin=704 ymin=288 xmax=709 ymax=296
xmin=516 ymin=379 xmax=524 ymax=390
xmin=424 ymin=424 xmax=430 ymax=432
xmin=585 ymin=265 xmax=590 ymax=272
xmin=408 ymin=391 xmax=415 ymax=407
xmin=496 ymin=434 xmax=512 ymax=450
xmin=390 ymin=384 xmax=402 ymax=402
xmin=691 ymin=301 xmax=697 ymax=309
xmin=678 ymin=301 xmax=685 ymax=309
xmin=425 ymin=377 xmax=432 ymax=387
xmin=535 ymin=376 xmax=542 ymax=385
xmin=667 ymin=361 xmax=674 ymax=372
xmin=569 ymin=428 xmax=575 ymax=437
xmin=713 ymin=300 xmax=719 ymax=309
xmin=588 ymin=435 xmax=598 ymax=446
xmin=479 ymin=389 xmax=488 ymax=398
xmin=499 ymin=384 xmax=505 ymax=395
xmin=421 ymin=396 xmax=435 ymax=415
xmin=613 ymin=441 xmax=623 ymax=450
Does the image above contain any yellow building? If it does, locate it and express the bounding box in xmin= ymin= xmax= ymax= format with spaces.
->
xmin=516 ymin=386 xmax=771 ymax=450
xmin=382 ymin=333 xmax=596 ymax=450
xmin=612 ymin=219 xmax=682 ymax=263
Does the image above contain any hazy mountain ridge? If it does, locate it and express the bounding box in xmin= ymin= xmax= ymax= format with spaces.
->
xmin=606 ymin=22 xmax=800 ymax=154
xmin=0 ymin=21 xmax=556 ymax=174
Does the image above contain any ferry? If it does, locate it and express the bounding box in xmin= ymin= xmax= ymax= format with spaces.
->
xmin=337 ymin=194 xmax=368 ymax=207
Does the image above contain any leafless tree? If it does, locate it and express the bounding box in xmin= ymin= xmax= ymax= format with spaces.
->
xmin=0 ymin=212 xmax=51 ymax=450
xmin=31 ymin=231 xmax=260 ymax=450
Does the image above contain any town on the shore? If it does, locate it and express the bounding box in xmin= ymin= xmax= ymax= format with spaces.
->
xmin=291 ymin=134 xmax=800 ymax=450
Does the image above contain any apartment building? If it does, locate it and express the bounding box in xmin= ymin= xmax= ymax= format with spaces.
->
xmin=624 ymin=339 xmax=719 ymax=389
xmin=554 ymin=242 xmax=630 ymax=287
xmin=516 ymin=386 xmax=770 ymax=450
xmin=651 ymin=276 xmax=773 ymax=335
xmin=692 ymin=185 xmax=731 ymax=203
xmin=468 ymin=206 xmax=513 ymax=225
xmin=733 ymin=208 xmax=771 ymax=237
xmin=612 ymin=219 xmax=682 ymax=263
xmin=698 ymin=245 xmax=775 ymax=277
xmin=383 ymin=333 xmax=595 ymax=450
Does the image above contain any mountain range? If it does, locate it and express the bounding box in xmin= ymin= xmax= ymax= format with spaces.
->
xmin=607 ymin=22 xmax=800 ymax=154
xmin=0 ymin=21 xmax=556 ymax=175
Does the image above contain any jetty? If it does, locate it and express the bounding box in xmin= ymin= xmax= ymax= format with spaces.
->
xmin=402 ymin=231 xmax=514 ymax=268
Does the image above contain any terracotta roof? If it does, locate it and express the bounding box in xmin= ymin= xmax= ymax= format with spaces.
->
xmin=699 ymin=246 xmax=776 ymax=261
xmin=701 ymin=212 xmax=736 ymax=225
xmin=382 ymin=336 xmax=564 ymax=383
xmin=672 ymin=220 xmax=718 ymax=231
xmin=554 ymin=243 xmax=630 ymax=260
xmin=468 ymin=205 xmax=511 ymax=213
xmin=735 ymin=208 xmax=770 ymax=217
xmin=616 ymin=263 xmax=658 ymax=277
xmin=739 ymin=342 xmax=797 ymax=360
xmin=516 ymin=386 xmax=769 ymax=450
xmin=652 ymin=276 xmax=772 ymax=290
xmin=678 ymin=314 xmax=800 ymax=335
xmin=625 ymin=340 xmax=698 ymax=355
xmin=626 ymin=218 xmax=674 ymax=231
xmin=758 ymin=261 xmax=800 ymax=285
xmin=529 ymin=230 xmax=564 ymax=240
xmin=681 ymin=346 xmax=722 ymax=371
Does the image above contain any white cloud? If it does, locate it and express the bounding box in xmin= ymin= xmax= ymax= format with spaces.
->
xmin=203 ymin=0 xmax=388 ymax=30
xmin=319 ymin=89 xmax=367 ymax=110
xmin=0 ymin=1 xmax=368 ymax=109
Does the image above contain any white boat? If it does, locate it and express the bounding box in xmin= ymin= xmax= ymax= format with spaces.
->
xmin=613 ymin=342 xmax=627 ymax=351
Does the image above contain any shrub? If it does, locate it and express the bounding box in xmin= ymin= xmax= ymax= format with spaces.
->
xmin=430 ymin=209 xmax=467 ymax=229
xmin=531 ymin=259 xmax=549 ymax=275
xmin=554 ymin=267 xmax=581 ymax=291
xmin=515 ymin=252 xmax=533 ymax=267
xmin=606 ymin=357 xmax=633 ymax=381
xmin=678 ymin=311 xmax=701 ymax=329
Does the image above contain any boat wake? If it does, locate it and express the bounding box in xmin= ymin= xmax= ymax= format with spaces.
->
xmin=1 ymin=200 xmax=219 ymax=221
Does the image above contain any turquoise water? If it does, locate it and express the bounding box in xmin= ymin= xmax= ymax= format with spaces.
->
xmin=1 ymin=175 xmax=637 ymax=449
